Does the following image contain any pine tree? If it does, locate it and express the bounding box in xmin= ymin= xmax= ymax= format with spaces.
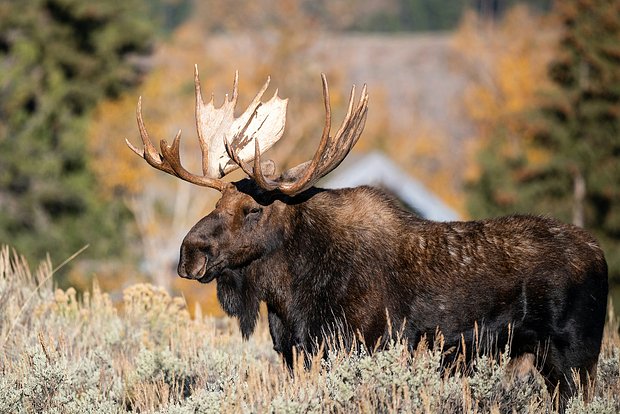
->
xmin=0 ymin=0 xmax=153 ymax=276
xmin=468 ymin=0 xmax=620 ymax=281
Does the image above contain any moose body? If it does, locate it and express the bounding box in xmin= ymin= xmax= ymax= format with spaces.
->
xmin=181 ymin=182 xmax=608 ymax=399
xmin=127 ymin=68 xmax=608 ymax=408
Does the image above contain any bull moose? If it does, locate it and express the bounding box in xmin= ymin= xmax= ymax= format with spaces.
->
xmin=126 ymin=67 xmax=608 ymax=408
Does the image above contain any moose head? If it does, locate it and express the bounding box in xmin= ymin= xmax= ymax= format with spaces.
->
xmin=127 ymin=67 xmax=367 ymax=284
xmin=126 ymin=67 xmax=369 ymax=339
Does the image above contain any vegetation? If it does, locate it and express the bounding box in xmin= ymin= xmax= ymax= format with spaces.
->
xmin=164 ymin=1 xmax=552 ymax=34
xmin=0 ymin=0 xmax=154 ymax=281
xmin=305 ymin=0 xmax=552 ymax=32
xmin=0 ymin=246 xmax=618 ymax=413
xmin=467 ymin=0 xmax=620 ymax=282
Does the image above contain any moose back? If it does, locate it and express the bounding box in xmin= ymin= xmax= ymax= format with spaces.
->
xmin=127 ymin=68 xmax=608 ymax=406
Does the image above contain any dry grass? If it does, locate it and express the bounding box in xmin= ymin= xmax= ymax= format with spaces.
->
xmin=0 ymin=245 xmax=618 ymax=413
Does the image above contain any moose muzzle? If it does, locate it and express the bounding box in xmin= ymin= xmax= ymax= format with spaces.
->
xmin=177 ymin=244 xmax=209 ymax=281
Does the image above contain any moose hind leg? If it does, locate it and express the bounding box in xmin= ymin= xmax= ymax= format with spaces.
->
xmin=537 ymin=267 xmax=606 ymax=412
xmin=539 ymin=339 xmax=601 ymax=412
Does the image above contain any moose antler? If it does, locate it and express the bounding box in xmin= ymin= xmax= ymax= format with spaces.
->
xmin=126 ymin=66 xmax=288 ymax=191
xmin=225 ymin=74 xmax=369 ymax=195
xmin=127 ymin=68 xmax=368 ymax=196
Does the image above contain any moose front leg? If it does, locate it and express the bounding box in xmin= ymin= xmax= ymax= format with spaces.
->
xmin=267 ymin=307 xmax=296 ymax=367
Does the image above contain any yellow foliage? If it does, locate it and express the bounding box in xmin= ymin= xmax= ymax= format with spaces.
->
xmin=454 ymin=6 xmax=559 ymax=183
xmin=524 ymin=146 xmax=552 ymax=167
xmin=463 ymin=138 xmax=484 ymax=184
xmin=89 ymin=94 xmax=153 ymax=196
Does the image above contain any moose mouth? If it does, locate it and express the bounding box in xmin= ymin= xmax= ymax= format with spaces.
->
xmin=197 ymin=274 xmax=217 ymax=284
xmin=196 ymin=259 xmax=227 ymax=284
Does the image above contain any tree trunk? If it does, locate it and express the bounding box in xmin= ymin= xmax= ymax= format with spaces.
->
xmin=572 ymin=168 xmax=585 ymax=227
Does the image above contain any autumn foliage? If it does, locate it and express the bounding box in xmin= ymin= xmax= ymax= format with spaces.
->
xmin=83 ymin=1 xmax=620 ymax=311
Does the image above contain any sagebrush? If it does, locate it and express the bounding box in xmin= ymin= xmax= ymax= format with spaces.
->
xmin=0 ymin=246 xmax=618 ymax=413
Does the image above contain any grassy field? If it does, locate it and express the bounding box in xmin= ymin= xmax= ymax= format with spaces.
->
xmin=0 ymin=246 xmax=619 ymax=413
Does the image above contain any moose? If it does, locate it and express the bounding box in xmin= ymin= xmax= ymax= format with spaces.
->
xmin=127 ymin=66 xmax=608 ymax=408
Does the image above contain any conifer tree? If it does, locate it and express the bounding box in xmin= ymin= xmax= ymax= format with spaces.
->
xmin=468 ymin=0 xmax=620 ymax=281
xmin=0 ymin=0 xmax=153 ymax=274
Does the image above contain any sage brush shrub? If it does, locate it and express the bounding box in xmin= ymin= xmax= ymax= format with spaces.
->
xmin=0 ymin=246 xmax=619 ymax=413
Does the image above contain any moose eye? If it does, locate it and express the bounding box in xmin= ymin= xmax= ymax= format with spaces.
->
xmin=243 ymin=206 xmax=262 ymax=217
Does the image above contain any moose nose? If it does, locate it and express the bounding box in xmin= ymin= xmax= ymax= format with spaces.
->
xmin=178 ymin=245 xmax=209 ymax=279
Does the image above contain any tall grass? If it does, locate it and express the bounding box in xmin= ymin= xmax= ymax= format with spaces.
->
xmin=0 ymin=245 xmax=619 ymax=413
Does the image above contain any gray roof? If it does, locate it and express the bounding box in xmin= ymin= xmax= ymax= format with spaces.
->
xmin=321 ymin=151 xmax=460 ymax=222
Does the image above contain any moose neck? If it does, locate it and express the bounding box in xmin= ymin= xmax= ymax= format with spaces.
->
xmin=248 ymin=187 xmax=406 ymax=339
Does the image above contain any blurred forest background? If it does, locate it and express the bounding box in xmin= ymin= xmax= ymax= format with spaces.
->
xmin=1 ymin=0 xmax=618 ymax=315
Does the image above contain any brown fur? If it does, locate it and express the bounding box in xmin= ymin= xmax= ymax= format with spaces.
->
xmin=177 ymin=181 xmax=608 ymax=410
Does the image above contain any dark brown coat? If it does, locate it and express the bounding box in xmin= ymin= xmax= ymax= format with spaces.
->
xmin=178 ymin=180 xmax=608 ymax=406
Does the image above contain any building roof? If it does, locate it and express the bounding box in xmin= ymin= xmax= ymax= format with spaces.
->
xmin=321 ymin=151 xmax=460 ymax=222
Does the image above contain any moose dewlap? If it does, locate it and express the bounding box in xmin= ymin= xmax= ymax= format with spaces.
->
xmin=127 ymin=67 xmax=608 ymax=409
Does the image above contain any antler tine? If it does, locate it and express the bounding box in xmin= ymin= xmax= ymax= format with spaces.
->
xmin=271 ymin=74 xmax=335 ymax=195
xmin=223 ymin=100 xmax=281 ymax=192
xmin=228 ymin=74 xmax=331 ymax=195
xmin=314 ymin=84 xmax=358 ymax=174
xmin=126 ymin=94 xmax=229 ymax=191
xmin=161 ymin=131 xmax=227 ymax=191
xmin=236 ymin=74 xmax=368 ymax=196
xmin=224 ymin=105 xmax=264 ymax=179
xmin=250 ymin=137 xmax=279 ymax=191
xmin=223 ymin=73 xmax=271 ymax=161
xmin=231 ymin=70 xmax=239 ymax=102
xmin=318 ymin=83 xmax=369 ymax=175
xmin=269 ymin=75 xmax=367 ymax=196
xmin=126 ymin=96 xmax=176 ymax=175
